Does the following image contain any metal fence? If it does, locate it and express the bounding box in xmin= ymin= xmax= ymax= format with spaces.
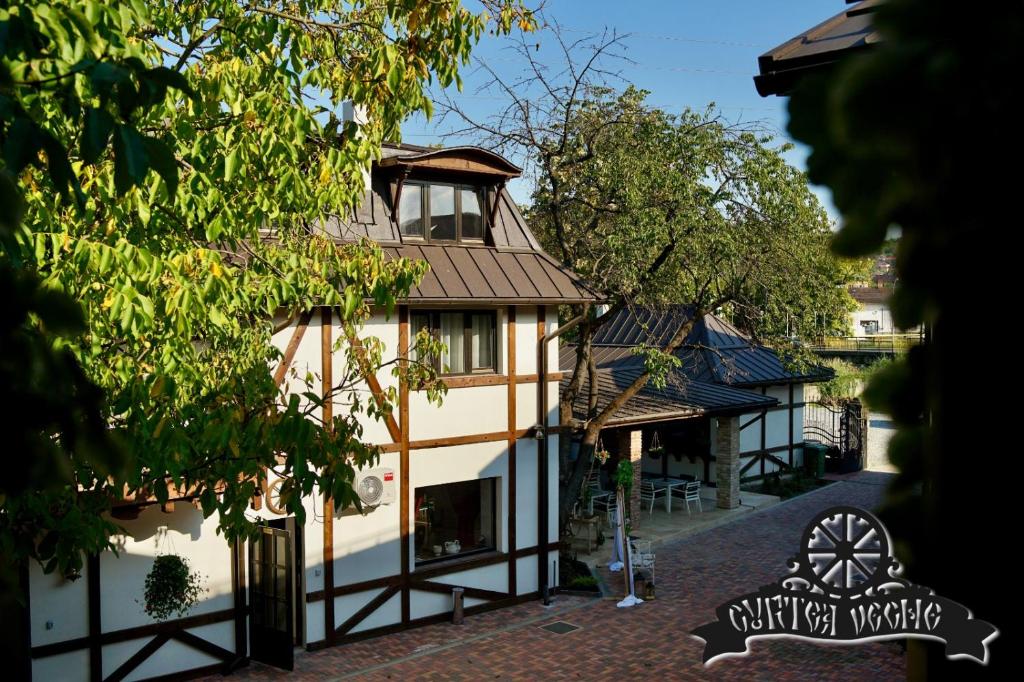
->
xmin=810 ymin=333 xmax=923 ymax=354
xmin=803 ymin=399 xmax=864 ymax=471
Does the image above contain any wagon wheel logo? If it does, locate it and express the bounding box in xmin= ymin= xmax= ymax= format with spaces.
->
xmin=799 ymin=506 xmax=892 ymax=596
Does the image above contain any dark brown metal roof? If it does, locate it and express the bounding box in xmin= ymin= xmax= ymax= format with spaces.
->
xmin=384 ymin=245 xmax=599 ymax=304
xmin=564 ymin=305 xmax=832 ymax=387
xmin=562 ymin=365 xmax=778 ymax=427
xmin=755 ymin=0 xmax=880 ymax=97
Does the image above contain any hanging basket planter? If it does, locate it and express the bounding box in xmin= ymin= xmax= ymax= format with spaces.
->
xmin=594 ymin=437 xmax=610 ymax=464
xmin=141 ymin=554 xmax=207 ymax=621
xmin=648 ymin=432 xmax=665 ymax=459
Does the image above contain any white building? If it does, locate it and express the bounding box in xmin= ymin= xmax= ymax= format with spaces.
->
xmin=25 ymin=144 xmax=598 ymax=680
xmin=849 ymin=286 xmax=896 ymax=336
xmin=561 ymin=306 xmax=831 ymax=510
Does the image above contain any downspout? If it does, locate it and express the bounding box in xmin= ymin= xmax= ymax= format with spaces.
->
xmin=536 ymin=308 xmax=588 ymax=603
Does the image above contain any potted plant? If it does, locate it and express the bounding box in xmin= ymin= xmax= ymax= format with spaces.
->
xmin=141 ymin=554 xmax=207 ymax=621
xmin=594 ymin=438 xmax=610 ymax=464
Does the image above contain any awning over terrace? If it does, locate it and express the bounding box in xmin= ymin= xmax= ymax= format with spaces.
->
xmin=560 ymin=364 xmax=778 ymax=428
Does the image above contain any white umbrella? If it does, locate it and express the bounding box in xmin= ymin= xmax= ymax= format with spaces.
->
xmin=608 ymin=486 xmax=643 ymax=608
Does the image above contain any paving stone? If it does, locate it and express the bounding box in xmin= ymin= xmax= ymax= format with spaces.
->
xmin=203 ymin=472 xmax=904 ymax=681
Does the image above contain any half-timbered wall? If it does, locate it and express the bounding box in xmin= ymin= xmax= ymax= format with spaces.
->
xmin=26 ymin=304 xmax=562 ymax=680
xmin=29 ymin=505 xmax=242 ymax=681
xmin=736 ymin=383 xmax=805 ymax=480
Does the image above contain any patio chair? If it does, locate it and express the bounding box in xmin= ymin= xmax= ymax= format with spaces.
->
xmin=592 ymin=493 xmax=617 ymax=528
xmin=639 ymin=480 xmax=667 ymax=517
xmin=630 ymin=539 xmax=655 ymax=584
xmin=682 ymin=481 xmax=702 ymax=514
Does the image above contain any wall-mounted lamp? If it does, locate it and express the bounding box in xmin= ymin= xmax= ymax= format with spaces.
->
xmin=533 ymin=424 xmax=546 ymax=440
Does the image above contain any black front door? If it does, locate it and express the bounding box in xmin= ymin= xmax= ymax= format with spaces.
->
xmin=249 ymin=526 xmax=294 ymax=671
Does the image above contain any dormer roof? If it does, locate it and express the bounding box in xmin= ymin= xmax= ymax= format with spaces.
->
xmin=378 ymin=144 xmax=522 ymax=179
xmin=316 ymin=143 xmax=601 ymax=305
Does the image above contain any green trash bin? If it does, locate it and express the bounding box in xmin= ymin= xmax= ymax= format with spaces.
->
xmin=804 ymin=442 xmax=827 ymax=479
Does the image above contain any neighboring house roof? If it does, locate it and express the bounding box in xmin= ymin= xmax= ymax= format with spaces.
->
xmin=559 ymin=305 xmax=831 ymax=426
xmin=755 ymin=0 xmax=881 ymax=96
xmin=314 ymin=142 xmax=600 ymax=304
xmin=849 ymin=286 xmax=891 ymax=305
xmin=563 ymin=364 xmax=778 ymax=428
xmin=573 ymin=305 xmax=832 ymax=387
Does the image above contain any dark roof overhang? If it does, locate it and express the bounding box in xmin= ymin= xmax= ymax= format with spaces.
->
xmin=378 ymin=146 xmax=522 ymax=179
xmin=754 ymin=0 xmax=880 ymax=97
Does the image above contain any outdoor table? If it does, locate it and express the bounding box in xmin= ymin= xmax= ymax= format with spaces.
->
xmin=642 ymin=476 xmax=688 ymax=513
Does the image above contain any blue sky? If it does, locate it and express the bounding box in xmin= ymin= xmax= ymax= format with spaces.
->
xmin=399 ymin=0 xmax=840 ymax=218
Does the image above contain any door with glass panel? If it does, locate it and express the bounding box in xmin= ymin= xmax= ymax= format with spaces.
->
xmin=249 ymin=526 xmax=293 ymax=670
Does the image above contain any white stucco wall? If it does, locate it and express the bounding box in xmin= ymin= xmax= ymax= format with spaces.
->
xmin=30 ymin=504 xmax=238 ymax=682
xmin=851 ymin=302 xmax=895 ymax=336
xmin=29 ymin=304 xmax=560 ymax=679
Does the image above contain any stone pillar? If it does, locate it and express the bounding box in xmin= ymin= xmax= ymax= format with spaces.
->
xmin=716 ymin=416 xmax=741 ymax=510
xmin=616 ymin=429 xmax=643 ymax=527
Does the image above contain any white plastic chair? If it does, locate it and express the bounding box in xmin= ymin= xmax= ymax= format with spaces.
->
xmin=639 ymin=480 xmax=667 ymax=516
xmin=683 ymin=481 xmax=702 ymax=514
xmin=630 ymin=539 xmax=655 ymax=584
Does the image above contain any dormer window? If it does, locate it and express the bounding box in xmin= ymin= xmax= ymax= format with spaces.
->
xmin=398 ymin=181 xmax=485 ymax=243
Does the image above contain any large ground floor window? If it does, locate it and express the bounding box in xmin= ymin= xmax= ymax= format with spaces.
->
xmin=414 ymin=477 xmax=497 ymax=564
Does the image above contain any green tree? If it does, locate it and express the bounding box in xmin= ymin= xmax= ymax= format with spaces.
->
xmin=0 ymin=0 xmax=534 ymax=589
xmin=440 ymin=30 xmax=854 ymax=525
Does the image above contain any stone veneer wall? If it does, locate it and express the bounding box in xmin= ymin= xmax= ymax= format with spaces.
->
xmin=716 ymin=416 xmax=740 ymax=509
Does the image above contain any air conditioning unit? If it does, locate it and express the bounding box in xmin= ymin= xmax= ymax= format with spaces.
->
xmin=353 ymin=468 xmax=396 ymax=508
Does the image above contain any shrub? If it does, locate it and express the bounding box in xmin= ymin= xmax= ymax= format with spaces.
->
xmin=568 ymin=575 xmax=599 ymax=590
xmin=817 ymin=359 xmax=862 ymax=402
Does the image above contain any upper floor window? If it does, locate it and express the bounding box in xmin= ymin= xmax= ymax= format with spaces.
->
xmin=398 ymin=181 xmax=485 ymax=242
xmin=409 ymin=310 xmax=496 ymax=375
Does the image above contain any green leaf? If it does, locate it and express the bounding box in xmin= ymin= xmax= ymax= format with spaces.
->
xmin=143 ymin=137 xmax=179 ymax=197
xmin=142 ymin=66 xmax=196 ymax=98
xmin=40 ymin=135 xmax=82 ymax=206
xmin=387 ymin=60 xmax=404 ymax=93
xmin=112 ymin=125 xmax=149 ymax=194
xmin=89 ymin=61 xmax=129 ymax=97
xmin=223 ymin=148 xmax=239 ymax=182
xmin=81 ymin=107 xmax=114 ymax=164
xmin=343 ymin=286 xmax=359 ymax=319
xmin=63 ymin=7 xmax=98 ymax=53
xmin=3 ymin=118 xmax=43 ymax=173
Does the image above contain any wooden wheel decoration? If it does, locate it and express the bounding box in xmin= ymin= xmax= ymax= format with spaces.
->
xmin=263 ymin=478 xmax=288 ymax=515
xmin=799 ymin=506 xmax=889 ymax=596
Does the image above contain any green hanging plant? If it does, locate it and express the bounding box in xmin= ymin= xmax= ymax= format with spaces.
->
xmin=141 ymin=555 xmax=207 ymax=621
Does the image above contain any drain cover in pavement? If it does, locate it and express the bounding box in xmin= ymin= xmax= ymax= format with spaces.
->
xmin=539 ymin=621 xmax=581 ymax=635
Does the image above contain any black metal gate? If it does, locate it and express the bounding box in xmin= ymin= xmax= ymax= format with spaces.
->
xmin=803 ymin=399 xmax=865 ymax=473
xmin=249 ymin=526 xmax=294 ymax=671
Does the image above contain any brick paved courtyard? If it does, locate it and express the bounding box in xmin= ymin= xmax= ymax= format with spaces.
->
xmin=211 ymin=472 xmax=904 ymax=681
